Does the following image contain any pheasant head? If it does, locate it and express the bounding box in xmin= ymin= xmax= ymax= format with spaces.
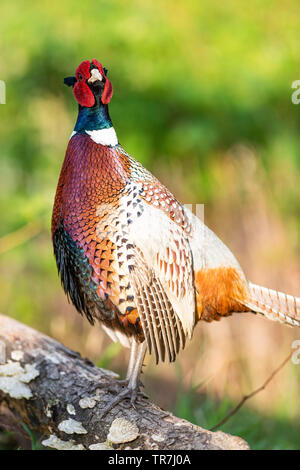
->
xmin=64 ymin=59 xmax=113 ymax=108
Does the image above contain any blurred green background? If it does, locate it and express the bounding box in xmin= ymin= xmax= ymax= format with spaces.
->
xmin=1 ymin=0 xmax=300 ymax=450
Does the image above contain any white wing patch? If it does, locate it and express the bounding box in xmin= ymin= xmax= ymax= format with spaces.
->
xmin=128 ymin=202 xmax=195 ymax=340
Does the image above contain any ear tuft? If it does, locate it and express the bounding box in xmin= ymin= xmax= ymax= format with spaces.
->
xmin=64 ymin=76 xmax=77 ymax=87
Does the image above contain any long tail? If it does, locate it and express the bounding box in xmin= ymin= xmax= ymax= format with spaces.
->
xmin=243 ymin=282 xmax=300 ymax=327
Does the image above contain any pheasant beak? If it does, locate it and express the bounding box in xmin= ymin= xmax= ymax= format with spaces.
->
xmin=88 ymin=68 xmax=103 ymax=84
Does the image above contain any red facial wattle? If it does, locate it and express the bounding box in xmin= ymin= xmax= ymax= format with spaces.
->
xmin=72 ymin=59 xmax=113 ymax=107
xmin=73 ymin=60 xmax=95 ymax=107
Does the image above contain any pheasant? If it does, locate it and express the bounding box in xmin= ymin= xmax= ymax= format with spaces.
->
xmin=52 ymin=58 xmax=300 ymax=414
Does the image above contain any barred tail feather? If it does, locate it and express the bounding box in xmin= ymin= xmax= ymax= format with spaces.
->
xmin=244 ymin=282 xmax=300 ymax=327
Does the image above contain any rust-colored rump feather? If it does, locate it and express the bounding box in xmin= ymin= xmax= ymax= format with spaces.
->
xmin=195 ymin=267 xmax=250 ymax=322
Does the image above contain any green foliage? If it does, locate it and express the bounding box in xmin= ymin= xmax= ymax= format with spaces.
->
xmin=173 ymin=391 xmax=300 ymax=450
xmin=0 ymin=429 xmax=19 ymax=450
xmin=21 ymin=423 xmax=41 ymax=451
xmin=96 ymin=342 xmax=122 ymax=370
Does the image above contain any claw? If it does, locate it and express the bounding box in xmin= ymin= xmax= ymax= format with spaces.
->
xmin=99 ymin=383 xmax=145 ymax=418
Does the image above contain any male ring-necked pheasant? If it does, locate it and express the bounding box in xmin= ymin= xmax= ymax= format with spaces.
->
xmin=52 ymin=58 xmax=300 ymax=414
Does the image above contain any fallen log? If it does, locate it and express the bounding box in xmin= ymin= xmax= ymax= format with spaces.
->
xmin=0 ymin=314 xmax=249 ymax=450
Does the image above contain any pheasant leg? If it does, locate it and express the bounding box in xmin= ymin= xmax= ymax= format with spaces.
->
xmin=100 ymin=341 xmax=147 ymax=417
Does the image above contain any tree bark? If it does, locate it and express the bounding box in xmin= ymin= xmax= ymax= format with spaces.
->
xmin=0 ymin=314 xmax=249 ymax=450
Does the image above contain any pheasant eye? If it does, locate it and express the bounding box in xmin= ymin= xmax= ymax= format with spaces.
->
xmin=78 ymin=73 xmax=83 ymax=80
